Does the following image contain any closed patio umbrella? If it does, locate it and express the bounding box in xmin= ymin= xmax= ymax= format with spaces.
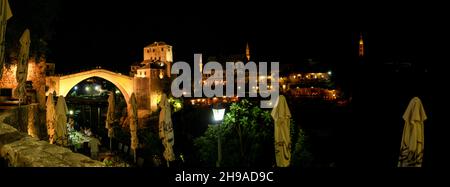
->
xmin=271 ymin=95 xmax=292 ymax=167
xmin=129 ymin=93 xmax=138 ymax=163
xmin=14 ymin=29 xmax=30 ymax=102
xmin=0 ymin=0 xmax=12 ymax=79
xmin=46 ymin=95 xmax=56 ymax=144
xmin=398 ymin=97 xmax=427 ymax=167
xmin=159 ymin=93 xmax=175 ymax=167
xmin=106 ymin=92 xmax=115 ymax=150
xmin=55 ymin=96 xmax=68 ymax=146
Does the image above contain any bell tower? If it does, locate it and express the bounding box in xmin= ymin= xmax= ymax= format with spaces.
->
xmin=359 ymin=33 xmax=364 ymax=57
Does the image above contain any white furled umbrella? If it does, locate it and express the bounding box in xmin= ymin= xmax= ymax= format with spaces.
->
xmin=129 ymin=93 xmax=138 ymax=163
xmin=105 ymin=92 xmax=115 ymax=150
xmin=398 ymin=97 xmax=427 ymax=167
xmin=46 ymin=95 xmax=56 ymax=144
xmin=55 ymin=96 xmax=68 ymax=146
xmin=271 ymin=95 xmax=292 ymax=167
xmin=14 ymin=29 xmax=30 ymax=102
xmin=159 ymin=93 xmax=175 ymax=167
xmin=0 ymin=0 xmax=12 ymax=79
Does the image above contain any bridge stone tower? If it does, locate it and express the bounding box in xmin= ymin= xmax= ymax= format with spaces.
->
xmin=132 ymin=42 xmax=173 ymax=117
xmin=142 ymin=42 xmax=173 ymax=78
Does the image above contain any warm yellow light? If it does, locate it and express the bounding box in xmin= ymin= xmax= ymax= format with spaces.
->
xmin=282 ymin=85 xmax=286 ymax=89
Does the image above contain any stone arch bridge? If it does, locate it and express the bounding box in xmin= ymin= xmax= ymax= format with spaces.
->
xmin=45 ymin=68 xmax=163 ymax=114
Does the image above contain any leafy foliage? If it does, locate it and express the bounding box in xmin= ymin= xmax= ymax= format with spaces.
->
xmin=291 ymin=128 xmax=314 ymax=167
xmin=194 ymin=99 xmax=275 ymax=167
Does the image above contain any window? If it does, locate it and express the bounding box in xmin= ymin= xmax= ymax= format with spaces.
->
xmin=144 ymin=72 xmax=146 ymax=75
xmin=147 ymin=49 xmax=149 ymax=53
xmin=161 ymin=48 xmax=164 ymax=51
xmin=153 ymin=49 xmax=155 ymax=52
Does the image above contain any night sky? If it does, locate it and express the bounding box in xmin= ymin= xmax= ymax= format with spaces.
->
xmin=7 ymin=1 xmax=445 ymax=74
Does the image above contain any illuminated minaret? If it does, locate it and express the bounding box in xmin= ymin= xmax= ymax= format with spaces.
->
xmin=246 ymin=42 xmax=250 ymax=61
xmin=359 ymin=33 xmax=364 ymax=57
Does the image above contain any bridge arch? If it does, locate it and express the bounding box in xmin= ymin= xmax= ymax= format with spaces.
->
xmin=57 ymin=69 xmax=134 ymax=106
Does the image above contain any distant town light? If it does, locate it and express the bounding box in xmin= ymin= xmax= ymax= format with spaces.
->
xmin=115 ymin=90 xmax=120 ymax=94
xmin=95 ymin=85 xmax=101 ymax=91
xmin=69 ymin=110 xmax=74 ymax=115
xmin=282 ymin=85 xmax=286 ymax=89
xmin=74 ymin=86 xmax=78 ymax=90
xmin=328 ymin=71 xmax=332 ymax=75
xmin=85 ymin=86 xmax=90 ymax=91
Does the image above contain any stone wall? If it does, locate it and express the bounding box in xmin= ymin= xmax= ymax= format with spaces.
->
xmin=0 ymin=115 xmax=104 ymax=167
xmin=2 ymin=104 xmax=45 ymax=139
xmin=0 ymin=58 xmax=47 ymax=110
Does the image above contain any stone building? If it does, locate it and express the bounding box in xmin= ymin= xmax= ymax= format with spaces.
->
xmin=131 ymin=42 xmax=172 ymax=114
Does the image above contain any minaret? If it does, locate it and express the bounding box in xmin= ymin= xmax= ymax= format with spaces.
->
xmin=246 ymin=42 xmax=250 ymax=61
xmin=359 ymin=33 xmax=364 ymax=57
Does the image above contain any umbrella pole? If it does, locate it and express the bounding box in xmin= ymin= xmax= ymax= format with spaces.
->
xmin=109 ymin=137 xmax=112 ymax=151
xmin=18 ymin=100 xmax=22 ymax=132
xmin=134 ymin=150 xmax=136 ymax=163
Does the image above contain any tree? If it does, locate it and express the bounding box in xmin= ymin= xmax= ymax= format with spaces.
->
xmin=194 ymin=99 xmax=274 ymax=167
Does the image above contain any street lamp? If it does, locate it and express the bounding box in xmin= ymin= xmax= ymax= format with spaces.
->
xmin=212 ymin=104 xmax=225 ymax=167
